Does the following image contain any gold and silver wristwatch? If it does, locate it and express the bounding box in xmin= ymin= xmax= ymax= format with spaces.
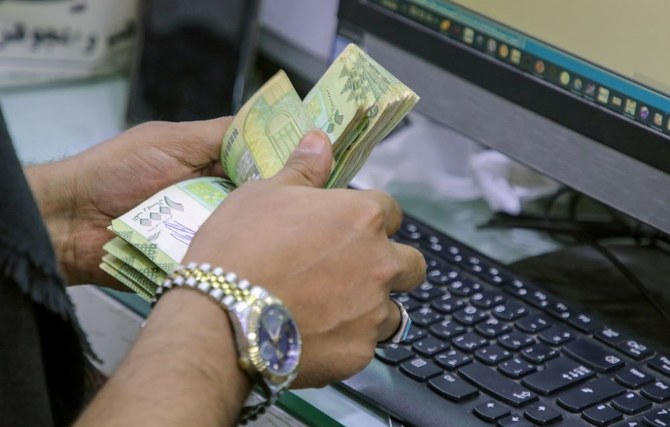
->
xmin=153 ymin=262 xmax=302 ymax=423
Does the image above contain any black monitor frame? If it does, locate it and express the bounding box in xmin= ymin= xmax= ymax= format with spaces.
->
xmin=338 ymin=0 xmax=670 ymax=235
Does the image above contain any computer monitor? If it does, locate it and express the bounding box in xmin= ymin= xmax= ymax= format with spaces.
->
xmin=337 ymin=0 xmax=670 ymax=235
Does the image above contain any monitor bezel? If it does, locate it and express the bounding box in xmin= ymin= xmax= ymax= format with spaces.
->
xmin=338 ymin=0 xmax=670 ymax=175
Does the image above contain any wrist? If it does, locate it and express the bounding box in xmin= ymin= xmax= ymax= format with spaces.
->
xmin=154 ymin=263 xmax=302 ymax=423
xmin=148 ymin=288 xmax=252 ymax=424
xmin=77 ymin=287 xmax=251 ymax=427
xmin=25 ymin=160 xmax=79 ymax=283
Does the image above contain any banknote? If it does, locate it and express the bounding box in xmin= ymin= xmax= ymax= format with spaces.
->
xmin=102 ymin=44 xmax=419 ymax=299
xmin=220 ymin=70 xmax=317 ymax=185
xmin=104 ymin=177 xmax=235 ymax=294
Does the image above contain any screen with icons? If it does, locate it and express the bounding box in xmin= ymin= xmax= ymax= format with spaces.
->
xmin=369 ymin=0 xmax=670 ymax=138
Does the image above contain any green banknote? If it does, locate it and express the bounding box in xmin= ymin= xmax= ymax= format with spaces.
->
xmin=102 ymin=44 xmax=418 ymax=300
xmin=220 ymin=70 xmax=317 ymax=185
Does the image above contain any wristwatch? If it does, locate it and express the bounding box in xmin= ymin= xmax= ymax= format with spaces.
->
xmin=153 ymin=263 xmax=302 ymax=423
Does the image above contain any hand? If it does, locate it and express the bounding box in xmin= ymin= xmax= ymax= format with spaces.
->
xmin=26 ymin=118 xmax=231 ymax=287
xmin=183 ymin=131 xmax=426 ymax=388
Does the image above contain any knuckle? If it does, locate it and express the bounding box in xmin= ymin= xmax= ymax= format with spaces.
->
xmin=369 ymin=257 xmax=400 ymax=284
xmin=354 ymin=199 xmax=387 ymax=232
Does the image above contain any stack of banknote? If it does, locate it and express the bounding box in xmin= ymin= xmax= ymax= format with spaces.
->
xmin=100 ymin=43 xmax=419 ymax=300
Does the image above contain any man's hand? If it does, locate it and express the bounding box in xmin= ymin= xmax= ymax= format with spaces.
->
xmin=75 ymin=131 xmax=425 ymax=427
xmin=184 ymin=131 xmax=427 ymax=388
xmin=26 ymin=118 xmax=231 ymax=287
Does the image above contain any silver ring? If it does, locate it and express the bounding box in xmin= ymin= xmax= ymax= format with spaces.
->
xmin=377 ymin=298 xmax=412 ymax=347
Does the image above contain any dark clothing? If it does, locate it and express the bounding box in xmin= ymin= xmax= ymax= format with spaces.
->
xmin=0 ymin=109 xmax=90 ymax=426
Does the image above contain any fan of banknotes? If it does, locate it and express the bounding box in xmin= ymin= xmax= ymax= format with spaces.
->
xmin=100 ymin=43 xmax=419 ymax=300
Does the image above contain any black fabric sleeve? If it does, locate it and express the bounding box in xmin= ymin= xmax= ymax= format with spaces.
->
xmin=0 ymin=108 xmax=92 ymax=426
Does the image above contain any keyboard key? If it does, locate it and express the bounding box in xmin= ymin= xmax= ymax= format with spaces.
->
xmin=437 ymin=243 xmax=464 ymax=264
xmin=538 ymin=325 xmax=575 ymax=346
xmin=428 ymin=372 xmax=478 ymax=402
xmin=413 ymin=336 xmax=448 ymax=357
xmin=448 ymin=279 xmax=482 ymax=296
xmin=523 ymin=403 xmax=563 ymax=425
xmin=476 ymin=318 xmax=513 ymax=338
xmin=521 ymin=343 xmax=558 ymax=364
xmin=567 ymin=312 xmax=603 ymax=333
xmin=544 ymin=300 xmax=573 ymax=320
xmin=499 ymin=331 xmax=536 ymax=351
xmin=463 ymin=255 xmax=486 ymax=274
xmin=643 ymin=407 xmax=670 ymax=427
xmin=557 ymin=377 xmax=625 ymax=412
xmin=474 ymin=401 xmax=510 ymax=422
xmin=430 ymin=293 xmax=467 ymax=314
xmin=410 ymin=281 xmax=444 ymax=301
xmin=504 ymin=280 xmax=533 ymax=299
xmin=612 ymin=420 xmax=644 ymax=427
xmin=453 ymin=305 xmax=488 ymax=325
xmin=475 ymin=344 xmax=512 ymax=365
xmin=409 ymin=306 xmax=442 ymax=327
xmin=618 ymin=339 xmax=653 ymax=361
xmin=403 ymin=324 xmax=427 ymax=343
xmin=611 ymin=392 xmax=652 ymax=415
xmin=616 ymin=367 xmax=655 ymax=388
xmin=523 ymin=289 xmax=551 ymax=309
xmin=452 ymin=332 xmax=488 ymax=352
xmin=460 ymin=362 xmax=538 ymax=407
xmin=522 ymin=357 xmax=595 ymax=395
xmin=435 ymin=348 xmax=472 ymax=370
xmin=375 ymin=344 xmax=414 ymax=365
xmin=516 ymin=314 xmax=552 ymax=333
xmin=641 ymin=379 xmax=670 ymax=402
xmin=564 ymin=338 xmax=625 ymax=373
xmin=595 ymin=327 xmax=625 ymax=347
xmin=399 ymin=357 xmax=442 ymax=381
xmin=429 ymin=319 xmax=466 ymax=340
xmin=393 ymin=293 xmax=421 ymax=312
xmin=426 ymin=265 xmax=459 ymax=286
xmin=493 ymin=303 xmax=528 ymax=321
xmin=482 ymin=267 xmax=510 ymax=288
xmin=497 ymin=414 xmax=533 ymax=426
xmin=499 ymin=358 xmax=537 ymax=379
xmin=582 ymin=404 xmax=623 ymax=426
xmin=398 ymin=221 xmax=423 ymax=240
xmin=649 ymin=355 xmax=670 ymax=378
xmin=424 ymin=234 xmax=450 ymax=255
xmin=471 ymin=290 xmax=505 ymax=308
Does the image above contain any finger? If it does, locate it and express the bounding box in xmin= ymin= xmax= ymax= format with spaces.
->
xmin=378 ymin=298 xmax=402 ymax=342
xmin=269 ymin=131 xmax=333 ymax=188
xmin=174 ymin=116 xmax=233 ymax=160
xmin=358 ymin=189 xmax=404 ymax=235
xmin=389 ymin=242 xmax=427 ymax=293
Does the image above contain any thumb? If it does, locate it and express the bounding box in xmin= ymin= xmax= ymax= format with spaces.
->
xmin=271 ymin=130 xmax=333 ymax=188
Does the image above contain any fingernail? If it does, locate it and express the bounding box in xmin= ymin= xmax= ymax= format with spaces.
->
xmin=297 ymin=131 xmax=329 ymax=155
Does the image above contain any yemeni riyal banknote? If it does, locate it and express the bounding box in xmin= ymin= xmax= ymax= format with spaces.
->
xmin=102 ymin=44 xmax=419 ymax=298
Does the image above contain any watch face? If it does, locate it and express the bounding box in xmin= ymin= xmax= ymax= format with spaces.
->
xmin=257 ymin=304 xmax=301 ymax=376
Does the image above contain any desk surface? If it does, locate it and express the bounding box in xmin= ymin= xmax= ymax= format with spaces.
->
xmin=1 ymin=74 xmax=559 ymax=426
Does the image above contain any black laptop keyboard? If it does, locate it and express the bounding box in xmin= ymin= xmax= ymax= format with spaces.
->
xmin=341 ymin=215 xmax=670 ymax=427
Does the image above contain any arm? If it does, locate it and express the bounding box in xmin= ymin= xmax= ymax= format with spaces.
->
xmin=74 ymin=131 xmax=425 ymax=425
xmin=74 ymin=289 xmax=249 ymax=427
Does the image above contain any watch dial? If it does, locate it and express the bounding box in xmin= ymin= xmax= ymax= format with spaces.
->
xmin=257 ymin=305 xmax=300 ymax=376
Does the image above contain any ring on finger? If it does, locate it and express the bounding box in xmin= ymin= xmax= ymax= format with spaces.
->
xmin=377 ymin=298 xmax=412 ymax=347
